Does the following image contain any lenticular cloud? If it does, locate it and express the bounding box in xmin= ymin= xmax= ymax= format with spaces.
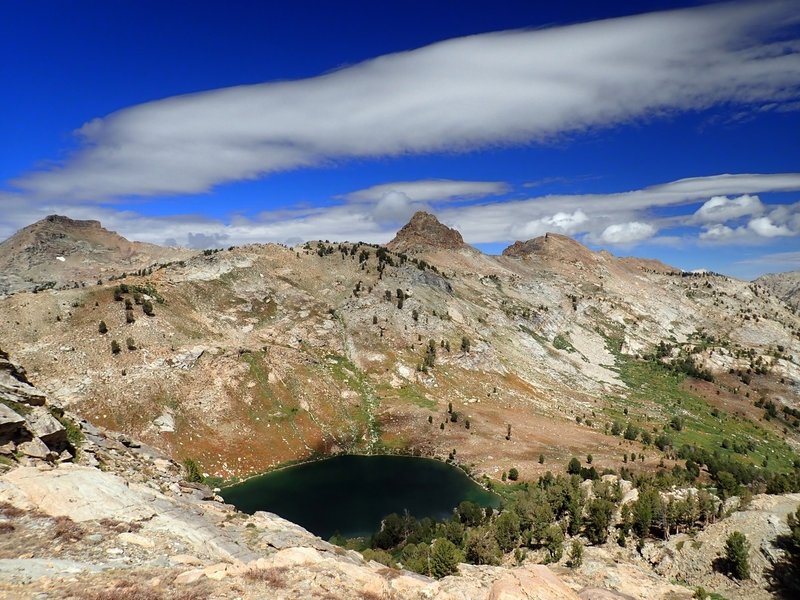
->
xmin=13 ymin=0 xmax=800 ymax=200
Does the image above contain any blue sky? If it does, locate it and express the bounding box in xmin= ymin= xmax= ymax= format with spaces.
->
xmin=2 ymin=1 xmax=800 ymax=279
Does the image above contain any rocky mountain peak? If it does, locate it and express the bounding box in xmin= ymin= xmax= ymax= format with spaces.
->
xmin=386 ymin=211 xmax=466 ymax=253
xmin=502 ymin=232 xmax=595 ymax=262
xmin=40 ymin=214 xmax=102 ymax=229
xmin=0 ymin=215 xmax=193 ymax=295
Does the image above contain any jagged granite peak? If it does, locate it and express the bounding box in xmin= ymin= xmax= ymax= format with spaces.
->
xmin=0 ymin=214 xmax=193 ymax=295
xmin=386 ymin=211 xmax=466 ymax=253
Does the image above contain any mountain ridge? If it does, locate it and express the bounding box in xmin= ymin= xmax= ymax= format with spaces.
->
xmin=0 ymin=214 xmax=193 ymax=295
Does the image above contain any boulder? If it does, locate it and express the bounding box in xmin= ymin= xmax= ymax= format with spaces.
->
xmin=154 ymin=413 xmax=175 ymax=433
xmin=18 ymin=437 xmax=50 ymax=459
xmin=25 ymin=407 xmax=67 ymax=445
xmin=0 ymin=403 xmax=25 ymax=437
xmin=0 ymin=357 xmax=47 ymax=407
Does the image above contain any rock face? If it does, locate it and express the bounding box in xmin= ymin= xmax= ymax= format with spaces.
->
xmin=0 ymin=404 xmax=25 ymax=436
xmin=488 ymin=566 xmax=580 ymax=599
xmin=0 ymin=348 xmax=46 ymax=407
xmin=387 ymin=211 xmax=467 ymax=253
xmin=0 ymin=348 xmax=73 ymax=465
xmin=25 ymin=407 xmax=66 ymax=444
xmin=0 ymin=214 xmax=192 ymax=295
xmin=756 ymin=271 xmax=800 ymax=309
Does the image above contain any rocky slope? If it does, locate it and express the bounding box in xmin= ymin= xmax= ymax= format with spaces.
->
xmin=756 ymin=271 xmax=800 ymax=311
xmin=0 ymin=350 xmax=637 ymax=599
xmin=0 ymin=348 xmax=795 ymax=600
xmin=0 ymin=213 xmax=797 ymax=485
xmin=0 ymin=215 xmax=193 ymax=295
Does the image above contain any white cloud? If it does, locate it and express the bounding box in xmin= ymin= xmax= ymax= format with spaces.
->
xmin=342 ymin=179 xmax=508 ymax=203
xmin=511 ymin=210 xmax=588 ymax=239
xmin=699 ymin=224 xmax=740 ymax=241
xmin=443 ymin=173 xmax=800 ymax=244
xmin=748 ymin=216 xmax=793 ymax=237
xmin=371 ymin=191 xmax=428 ymax=225
xmin=692 ymin=194 xmax=763 ymax=224
xmin=8 ymin=1 xmax=800 ymax=201
xmin=598 ymin=222 xmax=656 ymax=245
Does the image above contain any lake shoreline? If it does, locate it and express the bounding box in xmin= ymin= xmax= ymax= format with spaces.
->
xmin=219 ymin=447 xmax=494 ymax=494
xmin=219 ymin=453 xmax=501 ymax=540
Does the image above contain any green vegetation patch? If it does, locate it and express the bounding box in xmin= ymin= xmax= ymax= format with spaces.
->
xmin=610 ymin=355 xmax=797 ymax=475
xmin=553 ymin=333 xmax=577 ymax=353
xmin=0 ymin=397 xmax=31 ymax=416
xmin=397 ymin=384 xmax=436 ymax=410
xmin=240 ymin=351 xmax=296 ymax=422
xmin=326 ymin=353 xmax=381 ymax=444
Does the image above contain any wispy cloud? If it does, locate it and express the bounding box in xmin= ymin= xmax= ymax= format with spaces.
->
xmin=737 ymin=251 xmax=800 ymax=267
xmin=3 ymin=173 xmax=798 ymax=254
xmin=7 ymin=1 xmax=800 ymax=201
xmin=340 ymin=180 xmax=509 ymax=203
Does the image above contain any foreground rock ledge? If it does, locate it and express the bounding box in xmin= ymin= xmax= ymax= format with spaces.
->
xmin=0 ymin=462 xmax=585 ymax=599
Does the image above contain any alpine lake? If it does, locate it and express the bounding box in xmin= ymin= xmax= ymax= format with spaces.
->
xmin=221 ymin=454 xmax=500 ymax=540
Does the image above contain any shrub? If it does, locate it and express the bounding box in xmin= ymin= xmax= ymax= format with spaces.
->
xmin=457 ymin=501 xmax=484 ymax=527
xmin=567 ymin=539 xmax=584 ymax=568
xmin=98 ymin=321 xmax=108 ymax=334
xmin=724 ymin=531 xmax=750 ymax=579
xmin=493 ymin=511 xmax=520 ymax=552
xmin=543 ymin=523 xmax=564 ymax=563
xmin=585 ymin=498 xmax=614 ymax=544
xmin=244 ymin=566 xmax=288 ymax=587
xmin=429 ymin=538 xmax=461 ymax=578
xmin=53 ymin=515 xmax=84 ymax=541
xmin=465 ymin=528 xmax=501 ymax=565
xmin=126 ymin=337 xmax=136 ymax=351
xmin=567 ymin=457 xmax=582 ymax=475
xmin=508 ymin=467 xmax=519 ymax=481
xmin=142 ymin=300 xmax=155 ymax=316
xmin=362 ymin=548 xmax=397 ymax=568
xmin=111 ymin=340 xmax=121 ymax=354
xmin=183 ymin=458 xmax=204 ymax=483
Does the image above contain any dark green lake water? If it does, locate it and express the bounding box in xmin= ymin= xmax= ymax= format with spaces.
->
xmin=221 ymin=455 xmax=499 ymax=539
